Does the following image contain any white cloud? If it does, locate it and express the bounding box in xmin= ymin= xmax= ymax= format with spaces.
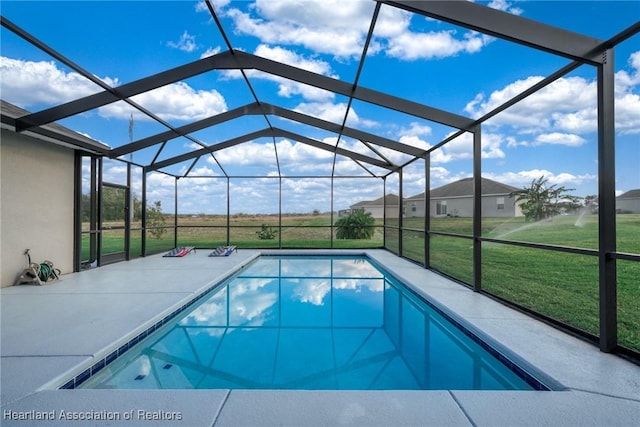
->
xmin=102 ymin=160 xmax=128 ymax=184
xmin=616 ymin=50 xmax=640 ymax=88
xmin=398 ymin=135 xmax=430 ymax=151
xmin=429 ymin=166 xmax=452 ymax=181
xmin=183 ymin=166 xmax=224 ymax=178
xmin=255 ymin=44 xmax=334 ymax=76
xmin=400 ymin=122 xmax=432 ymax=137
xmin=0 ymin=56 xmax=227 ymax=122
xmin=226 ymin=0 xmax=375 ymax=58
xmin=294 ymin=102 xmax=346 ymax=125
xmin=465 ymin=76 xmax=596 ymax=132
xmin=613 ymin=50 xmax=640 ymax=135
xmin=254 ymin=45 xmax=338 ymax=101
xmin=465 ymin=51 xmax=640 ymax=136
xmin=200 ymin=46 xmax=222 ymax=59
xmin=384 ymin=29 xmax=490 ymax=61
xmin=534 ymin=132 xmax=586 ymax=147
xmin=276 ymin=138 xmax=336 ymax=174
xmin=206 ymin=137 xmax=346 ymax=176
xmin=375 ymin=4 xmax=493 ymax=61
xmin=0 ymin=57 xmax=116 ymax=107
xmin=220 ymin=45 xmax=339 ymax=102
xmin=225 ymin=0 xmax=494 ymax=61
xmin=399 ymin=130 xmax=505 ymax=164
xmin=486 ymin=0 xmax=523 ymax=15
xmin=145 ymin=171 xmax=178 ymax=208
xmin=167 ymin=30 xmax=198 ymax=53
xmin=293 ymin=101 xmax=377 ymax=128
xmin=209 ymin=140 xmax=279 ymax=167
xmin=101 ymin=82 xmax=227 ymax=121
xmin=480 ymin=133 xmax=508 ymax=158
xmin=195 ymin=0 xmax=230 ymax=13
xmin=615 ymin=92 xmax=640 ymax=135
xmin=484 ymin=169 xmax=597 ymax=188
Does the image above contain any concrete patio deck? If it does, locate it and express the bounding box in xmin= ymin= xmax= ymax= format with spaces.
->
xmin=1 ymin=249 xmax=639 ymax=426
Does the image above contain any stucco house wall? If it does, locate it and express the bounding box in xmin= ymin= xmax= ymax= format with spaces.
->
xmin=405 ymin=178 xmax=523 ymax=218
xmin=1 ymin=130 xmax=75 ymax=287
xmin=434 ymin=195 xmax=518 ymax=217
xmin=616 ymin=190 xmax=640 ymax=214
xmin=351 ymin=194 xmax=402 ymax=219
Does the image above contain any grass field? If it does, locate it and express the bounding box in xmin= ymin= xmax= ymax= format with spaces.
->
xmin=403 ymin=213 xmax=640 ymax=353
xmin=85 ymin=213 xmax=639 ymax=353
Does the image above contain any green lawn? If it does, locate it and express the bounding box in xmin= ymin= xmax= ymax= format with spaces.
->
xmin=411 ymin=214 xmax=640 ymax=352
xmin=84 ymin=213 xmax=639 ymax=353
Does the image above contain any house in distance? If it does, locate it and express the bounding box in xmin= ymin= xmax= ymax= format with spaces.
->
xmin=349 ymin=178 xmax=523 ymax=218
xmin=405 ymin=177 xmax=524 ymax=218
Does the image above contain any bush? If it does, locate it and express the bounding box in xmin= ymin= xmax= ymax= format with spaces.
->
xmin=256 ymin=224 xmax=278 ymax=240
xmin=335 ymin=210 xmax=375 ymax=239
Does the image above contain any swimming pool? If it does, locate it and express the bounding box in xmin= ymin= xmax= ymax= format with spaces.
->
xmin=78 ymin=255 xmax=545 ymax=390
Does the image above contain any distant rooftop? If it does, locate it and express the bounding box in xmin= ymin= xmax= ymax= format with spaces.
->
xmin=407 ymin=177 xmax=520 ymax=200
xmin=617 ymin=189 xmax=640 ymax=199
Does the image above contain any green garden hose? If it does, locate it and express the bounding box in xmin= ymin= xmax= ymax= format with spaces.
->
xmin=38 ymin=262 xmax=51 ymax=281
xmin=37 ymin=260 xmax=60 ymax=282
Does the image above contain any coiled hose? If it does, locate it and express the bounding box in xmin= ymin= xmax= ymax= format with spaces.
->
xmin=23 ymin=250 xmax=60 ymax=283
xmin=36 ymin=260 xmax=60 ymax=282
xmin=38 ymin=262 xmax=52 ymax=281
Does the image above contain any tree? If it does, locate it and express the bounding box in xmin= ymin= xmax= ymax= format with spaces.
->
xmin=335 ymin=210 xmax=375 ymax=239
xmin=584 ymin=194 xmax=599 ymax=213
xmin=510 ymin=176 xmax=582 ymax=222
xmin=147 ymin=200 xmax=166 ymax=239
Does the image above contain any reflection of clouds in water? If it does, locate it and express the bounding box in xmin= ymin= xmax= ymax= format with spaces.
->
xmin=291 ymin=278 xmax=384 ymax=306
xmin=231 ymin=291 xmax=277 ymax=325
xmin=230 ymin=278 xmax=274 ymax=297
xmin=248 ymin=258 xmax=383 ymax=279
xmin=333 ymin=279 xmax=384 ymax=293
xmin=240 ymin=259 xmax=280 ymax=276
xmin=193 ymin=327 xmax=226 ymax=338
xmin=281 ymin=259 xmax=331 ymax=277
xmin=292 ymin=278 xmax=331 ymax=306
xmin=180 ymin=260 xmax=383 ymax=329
xmin=332 ymin=260 xmax=382 ymax=278
xmin=181 ymin=289 xmax=227 ymax=325
xmin=281 ymin=258 xmax=383 ymax=279
xmin=180 ymin=278 xmax=278 ymax=328
xmin=230 ymin=278 xmax=277 ymax=326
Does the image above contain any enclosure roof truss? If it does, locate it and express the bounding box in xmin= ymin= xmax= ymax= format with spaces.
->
xmin=3 ymin=0 xmax=630 ymax=180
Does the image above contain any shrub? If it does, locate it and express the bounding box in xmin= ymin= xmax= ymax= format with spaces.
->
xmin=335 ymin=210 xmax=375 ymax=239
xmin=257 ymin=224 xmax=278 ymax=240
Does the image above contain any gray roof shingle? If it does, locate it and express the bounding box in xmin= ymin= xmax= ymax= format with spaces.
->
xmin=407 ymin=177 xmax=520 ymax=200
xmin=617 ymin=189 xmax=640 ymax=199
xmin=352 ymin=193 xmax=403 ymax=207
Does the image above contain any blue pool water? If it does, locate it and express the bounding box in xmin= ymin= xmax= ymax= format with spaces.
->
xmin=80 ymin=255 xmax=539 ymax=390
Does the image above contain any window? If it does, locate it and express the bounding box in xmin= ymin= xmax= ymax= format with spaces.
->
xmin=436 ymin=201 xmax=447 ymax=215
xmin=497 ymin=197 xmax=505 ymax=210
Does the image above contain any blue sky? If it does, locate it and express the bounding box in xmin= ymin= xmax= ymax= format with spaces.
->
xmin=1 ymin=0 xmax=639 ymax=214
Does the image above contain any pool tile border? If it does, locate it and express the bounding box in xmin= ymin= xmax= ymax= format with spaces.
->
xmin=58 ymin=273 xmax=238 ymax=389
xmin=59 ymin=252 xmax=559 ymax=391
xmin=366 ymin=256 xmax=564 ymax=392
